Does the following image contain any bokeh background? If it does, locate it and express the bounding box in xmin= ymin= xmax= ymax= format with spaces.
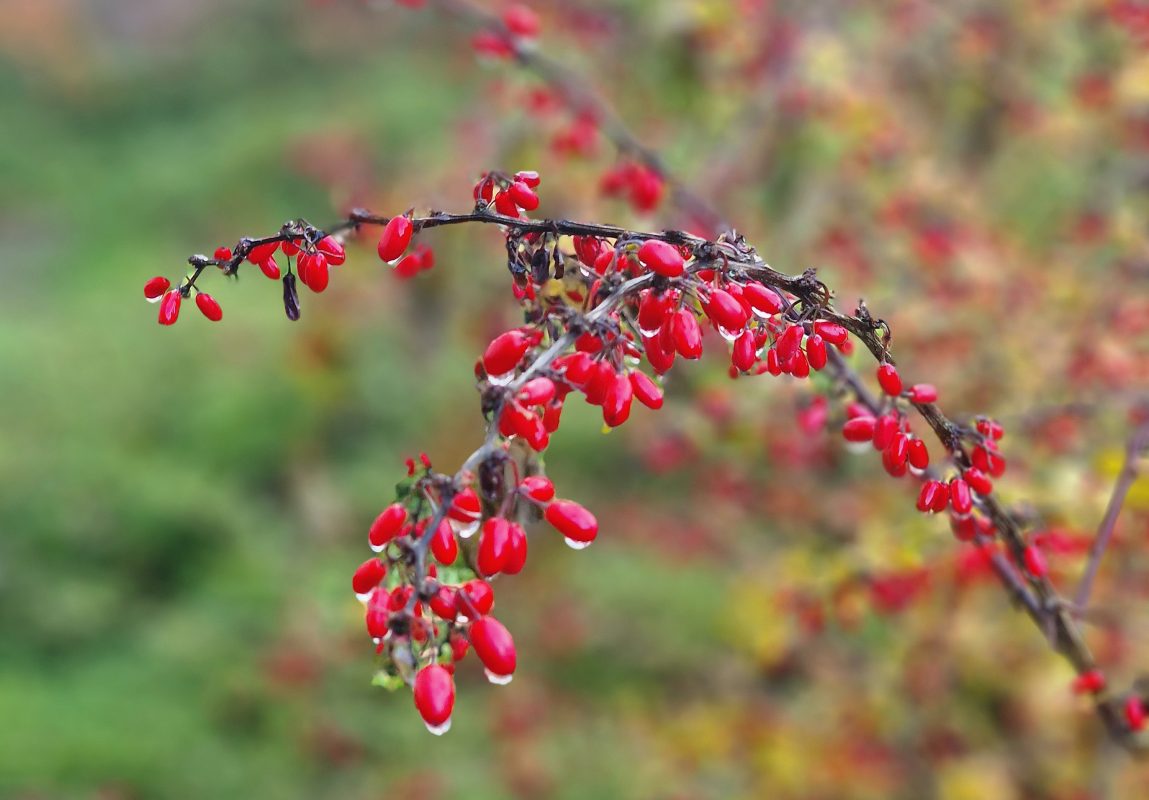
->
xmin=3 ymin=0 xmax=1149 ymax=797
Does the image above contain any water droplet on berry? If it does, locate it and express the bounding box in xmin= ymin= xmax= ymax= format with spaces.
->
xmin=424 ymin=718 xmax=452 ymax=736
xmin=453 ymin=519 xmax=481 ymax=539
xmin=488 ymin=371 xmax=515 ymax=387
xmin=564 ymin=537 xmax=592 ymax=550
xmin=484 ymin=669 xmax=514 ymax=685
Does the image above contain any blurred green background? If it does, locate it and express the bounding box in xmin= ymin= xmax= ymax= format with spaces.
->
xmin=3 ymin=0 xmax=1149 ymax=797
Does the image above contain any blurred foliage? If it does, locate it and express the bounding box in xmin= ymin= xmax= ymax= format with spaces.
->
xmin=2 ymin=0 xmax=1149 ymax=797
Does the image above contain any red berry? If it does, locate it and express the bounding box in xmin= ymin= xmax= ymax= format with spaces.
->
xmin=502 ymin=4 xmax=540 ymax=37
xmin=518 ymin=377 xmax=556 ymax=406
xmin=907 ymin=438 xmax=929 ymax=470
xmin=876 ymin=364 xmax=903 ymax=396
xmin=258 ymin=256 xmax=281 ymax=280
xmin=671 ymin=309 xmax=703 ymax=359
xmin=470 ymin=616 xmax=517 ymax=679
xmin=545 ymin=499 xmax=598 ymax=545
xmin=478 ymin=518 xmax=511 ymax=577
xmin=377 ymin=216 xmax=413 ymax=262
xmin=1126 ymin=696 xmax=1147 ymax=732
xmin=281 ymin=238 xmax=300 ymax=257
xmin=872 ymin=415 xmax=899 ymax=450
xmin=369 ymin=503 xmax=408 ymax=548
xmin=507 ymin=180 xmax=539 ymax=211
xmin=637 ymin=239 xmax=685 ymax=278
xmin=908 ymin=384 xmax=938 ymax=404
xmin=158 ymin=290 xmax=181 ymax=326
xmin=776 ymin=324 xmax=804 ymax=363
xmin=743 ymin=282 xmax=782 ymax=315
xmin=195 ymin=292 xmax=222 ymax=322
xmin=1072 ymin=670 xmax=1106 ymax=695
xmin=629 ymin=371 xmax=664 ymax=409
xmin=963 ymin=468 xmax=993 ymax=496
xmin=430 ymin=586 xmax=458 ymax=621
xmin=482 ymin=330 xmax=532 ymax=378
xmin=449 ymin=488 xmax=482 ymax=523
xmin=213 ymin=247 xmax=232 ymax=262
xmin=514 ymin=170 xmax=541 ymax=188
xmin=520 ymin=475 xmax=555 ymax=502
xmin=457 ymin=579 xmax=494 ymax=616
xmin=949 ymin=479 xmax=972 ymax=515
xmin=602 ymin=371 xmax=633 ymax=427
xmin=806 ymin=334 xmax=827 ymax=370
xmin=413 ymin=664 xmax=455 ymax=734
xmin=247 ymin=240 xmax=278 ymax=264
xmin=1022 ymin=544 xmax=1047 ymax=578
xmin=144 ymin=276 xmax=171 ymax=300
xmin=732 ymin=330 xmax=757 ymax=372
xmin=503 ymin=522 xmax=528 ymax=575
xmin=917 ymin=480 xmax=946 ymax=513
xmin=704 ymin=288 xmax=748 ymax=333
xmin=316 ymin=235 xmax=346 ymax=266
xmin=842 ymin=416 xmax=876 ymax=443
xmin=430 ymin=519 xmax=458 ymax=565
xmin=352 ymin=557 xmax=387 ymax=595
xmin=813 ymin=320 xmax=849 ymax=346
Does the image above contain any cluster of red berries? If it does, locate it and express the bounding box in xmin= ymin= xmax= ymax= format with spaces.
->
xmin=469 ymin=4 xmax=540 ymax=59
xmin=353 ymin=458 xmax=596 ymax=734
xmin=600 ymin=161 xmax=665 ymax=215
xmin=473 ymin=170 xmax=542 ymax=219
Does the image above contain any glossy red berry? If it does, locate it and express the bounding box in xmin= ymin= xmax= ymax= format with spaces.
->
xmin=964 ymin=468 xmax=993 ymax=496
xmin=430 ymin=586 xmax=458 ymax=621
xmin=213 ymin=246 xmax=232 ymax=262
xmin=842 ymin=416 xmax=876 ymax=443
xmin=1022 ymin=544 xmax=1047 ymax=578
xmin=545 ymin=499 xmax=598 ymax=546
xmin=776 ymin=324 xmax=804 ymax=363
xmin=907 ymin=438 xmax=929 ymax=470
xmin=457 ymin=579 xmax=494 ymax=617
xmin=908 ymin=384 xmax=938 ymax=404
xmin=629 ymin=371 xmax=664 ymax=409
xmin=872 ymin=415 xmax=899 ymax=450
xmin=1125 ymin=696 xmax=1147 ymax=732
xmin=377 ymin=216 xmax=414 ymax=262
xmin=478 ymin=518 xmax=511 ymax=577
xmin=671 ymin=309 xmax=703 ymax=359
xmin=949 ymin=478 xmax=973 ymax=515
xmin=518 ymin=377 xmax=556 ymax=406
xmin=247 ymin=240 xmax=278 ymax=264
xmin=316 ymin=235 xmax=346 ymax=266
xmin=483 ymin=330 xmax=532 ymax=378
xmin=876 ymin=364 xmax=903 ymax=396
xmin=258 ymin=256 xmax=281 ymax=280
xmin=602 ymin=371 xmax=634 ymax=427
xmin=806 ymin=334 xmax=827 ymax=370
xmin=514 ymin=170 xmax=541 ymax=188
xmin=503 ymin=522 xmax=528 ymax=575
xmin=637 ymin=239 xmax=685 ymax=278
xmin=413 ymin=664 xmax=455 ymax=735
xmin=813 ymin=320 xmax=849 ymax=346
xmin=195 ymin=292 xmax=222 ymax=322
xmin=351 ymin=557 xmax=387 ymax=595
xmin=144 ymin=276 xmax=171 ymax=300
xmin=732 ymin=330 xmax=757 ymax=372
xmin=520 ymin=475 xmax=555 ymax=502
xmin=743 ymin=282 xmax=782 ymax=315
xmin=503 ymin=4 xmax=540 ymax=37
xmin=917 ymin=480 xmax=946 ymax=513
xmin=1072 ymin=670 xmax=1106 ymax=695
xmin=369 ymin=503 xmax=408 ymax=548
xmin=158 ymin=290 xmax=181 ymax=326
xmin=470 ymin=616 xmax=517 ymax=680
xmin=430 ymin=519 xmax=458 ymax=565
xmin=507 ymin=180 xmax=539 ymax=211
xmin=704 ymin=288 xmax=748 ymax=333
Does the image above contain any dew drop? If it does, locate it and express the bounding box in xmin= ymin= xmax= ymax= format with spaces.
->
xmin=638 ymin=324 xmax=660 ymax=338
xmin=485 ymin=669 xmax=514 ymax=686
xmin=909 ymin=466 xmax=925 ymax=478
xmin=355 ymin=591 xmax=373 ymax=604
xmin=564 ymin=537 xmax=592 ymax=551
xmin=488 ymin=371 xmax=515 ymax=387
xmin=146 ymin=295 xmax=162 ymax=304
xmin=424 ymin=718 xmax=452 ymax=736
xmin=717 ymin=325 xmax=741 ymax=343
xmin=454 ymin=519 xmax=481 ymax=539
xmin=369 ymin=541 xmax=387 ymax=553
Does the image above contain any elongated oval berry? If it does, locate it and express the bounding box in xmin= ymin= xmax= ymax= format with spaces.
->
xmin=430 ymin=586 xmax=458 ymax=621
xmin=483 ymin=330 xmax=531 ymax=378
xmin=352 ymin=557 xmax=387 ymax=595
xmin=158 ymin=290 xmax=181 ymax=326
xmin=1022 ymin=544 xmax=1047 ymax=578
xmin=545 ymin=499 xmax=597 ymax=545
xmin=842 ymin=417 xmax=876 ymax=443
xmin=872 ymin=415 xmax=899 ymax=450
xmin=195 ymin=292 xmax=222 ymax=322
xmin=478 ymin=518 xmax=511 ymax=577
xmin=507 ymin=180 xmax=539 ymax=211
xmin=259 ymin=256 xmax=281 ymax=280
xmin=377 ymin=216 xmax=414 ymax=262
xmin=908 ymin=384 xmax=938 ymax=404
xmin=671 ymin=309 xmax=703 ymax=359
xmin=949 ymin=478 xmax=972 ymax=515
xmin=602 ymin=372 xmax=633 ymax=427
xmin=144 ymin=276 xmax=170 ymax=300
xmin=316 ymin=235 xmax=346 ymax=266
xmin=518 ymin=377 xmax=556 ymax=406
xmin=502 ymin=523 xmax=527 ymax=575
xmin=430 ymin=519 xmax=458 ymax=565
xmin=247 ymin=240 xmax=278 ymax=264
xmin=637 ymin=290 xmax=671 ymax=333
xmin=705 ymin=288 xmax=748 ymax=333
xmin=449 ymin=488 xmax=481 ymax=523
xmin=629 ymin=371 xmax=664 ymax=409
xmin=369 ymin=503 xmax=408 ymax=547
xmin=1126 ymin=696 xmax=1147 ymax=732
xmin=637 ymin=239 xmax=685 ymax=278
xmin=806 ymin=334 xmax=827 ymax=370
xmin=813 ymin=320 xmax=849 ymax=346
xmin=732 ymin=330 xmax=757 ymax=372
xmin=520 ymin=475 xmax=555 ymax=502
xmin=457 ymin=579 xmax=494 ymax=616
xmin=776 ymin=324 xmax=804 ymax=363
xmin=503 ymin=4 xmax=540 ymax=36
xmin=876 ymin=364 xmax=903 ymax=396
xmin=414 ymin=664 xmax=455 ymax=735
xmin=917 ymin=480 xmax=945 ymax=513
xmin=964 ymin=468 xmax=993 ymax=495
xmin=470 ymin=616 xmax=516 ymax=679
xmin=907 ymin=438 xmax=929 ymax=470
xmin=743 ymin=282 xmax=782 ymax=315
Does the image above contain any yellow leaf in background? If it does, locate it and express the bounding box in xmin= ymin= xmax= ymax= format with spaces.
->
xmin=1117 ymin=55 xmax=1149 ymax=106
xmin=939 ymin=757 xmax=1018 ymax=800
